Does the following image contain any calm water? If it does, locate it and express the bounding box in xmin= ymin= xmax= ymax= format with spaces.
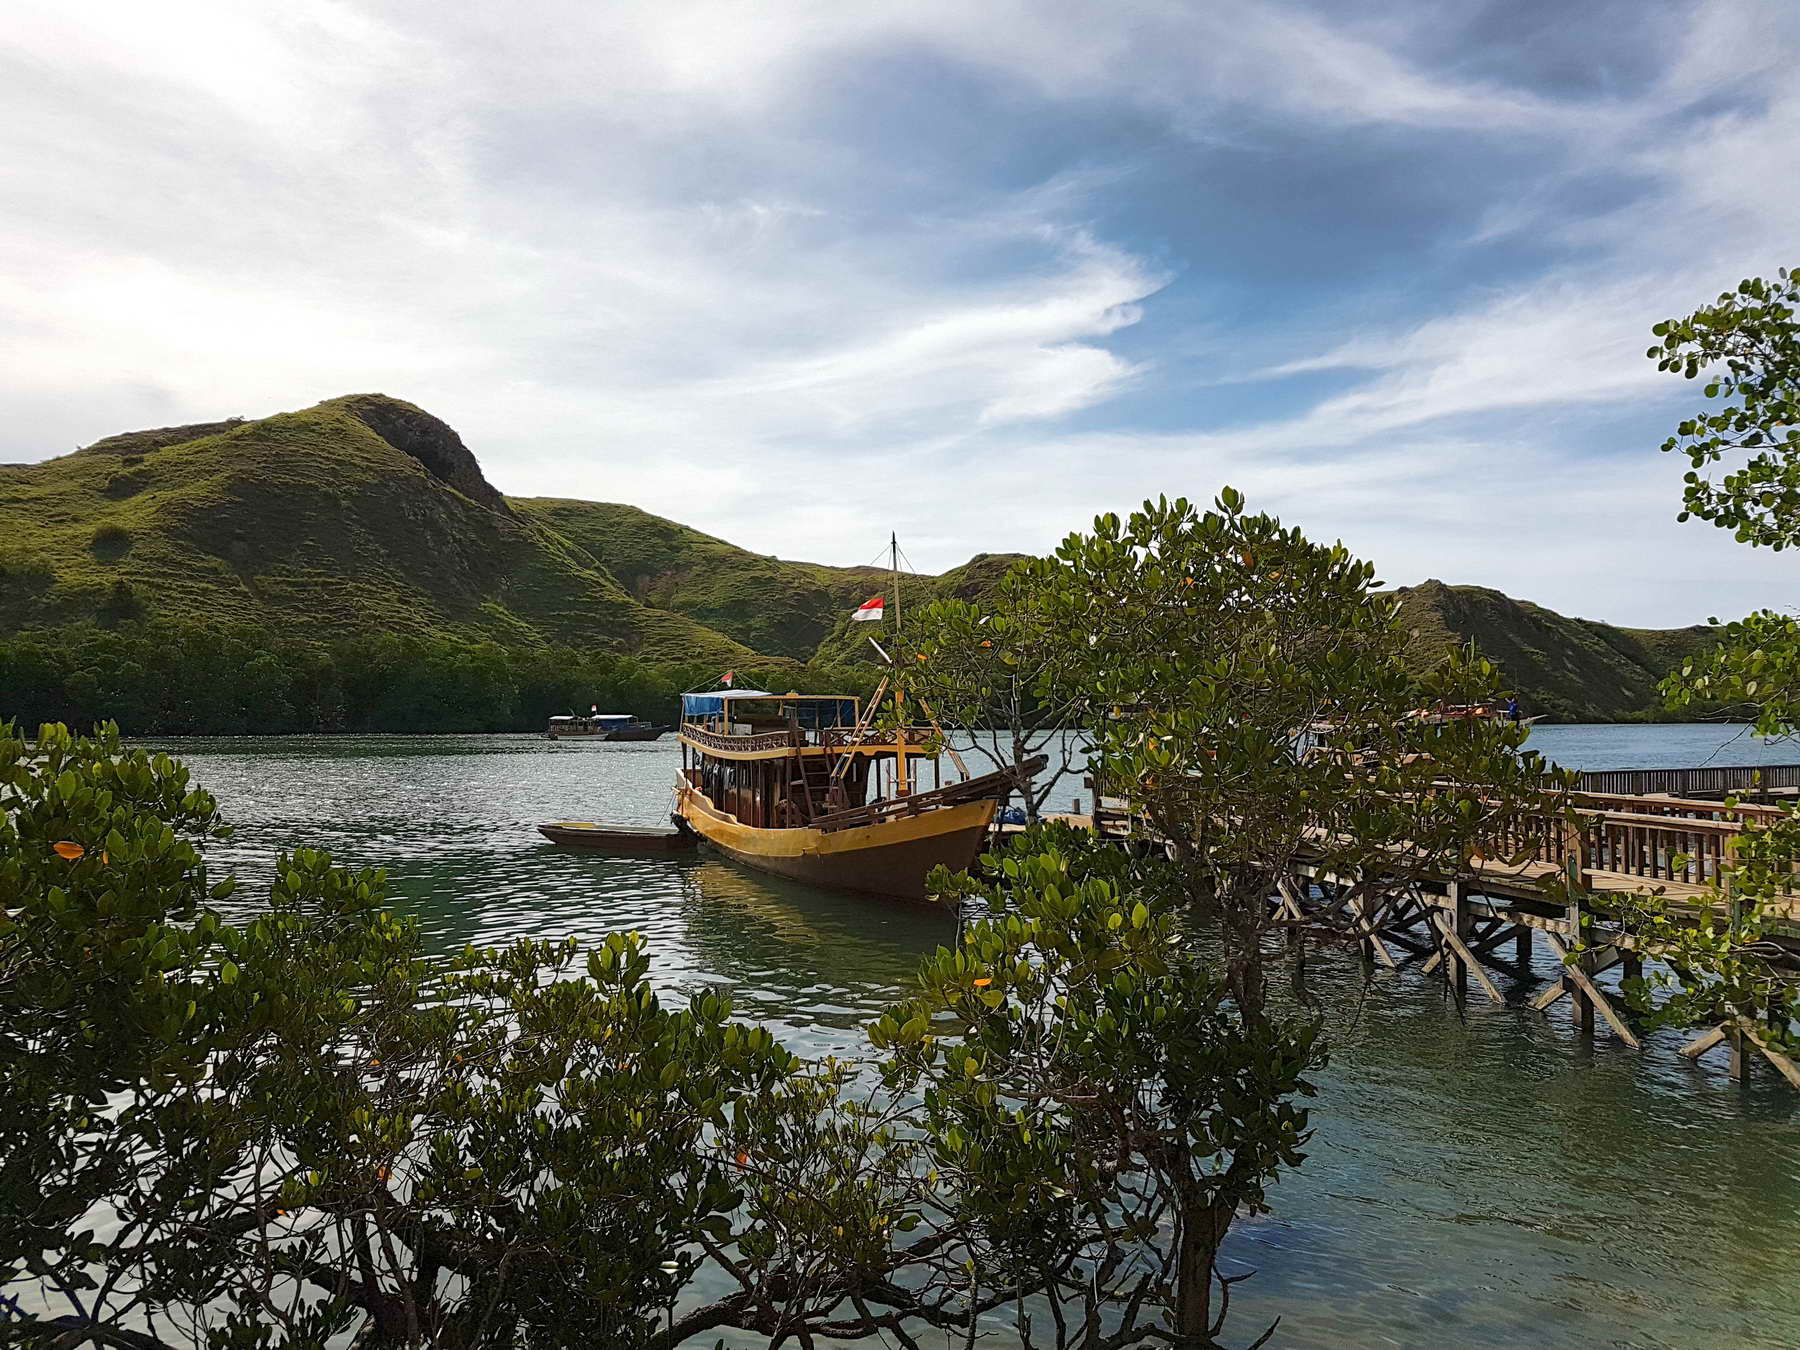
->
xmin=133 ymin=725 xmax=1800 ymax=1350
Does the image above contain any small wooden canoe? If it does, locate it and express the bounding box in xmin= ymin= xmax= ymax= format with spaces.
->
xmin=537 ymin=821 xmax=698 ymax=854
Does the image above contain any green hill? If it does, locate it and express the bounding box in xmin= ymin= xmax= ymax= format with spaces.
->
xmin=0 ymin=395 xmax=1720 ymax=723
xmin=1390 ymin=580 xmax=1717 ymax=722
xmin=512 ymin=498 xmax=886 ymax=659
xmin=0 ymin=395 xmax=754 ymax=664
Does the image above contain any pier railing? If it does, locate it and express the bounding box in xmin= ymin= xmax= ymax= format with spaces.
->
xmin=1576 ymin=764 xmax=1800 ymax=798
xmin=1572 ymin=790 xmax=1785 ymax=825
xmin=1084 ymin=779 xmax=1792 ymax=898
xmin=1577 ymin=810 xmax=1745 ymax=887
xmin=1405 ymin=797 xmax=1762 ymax=891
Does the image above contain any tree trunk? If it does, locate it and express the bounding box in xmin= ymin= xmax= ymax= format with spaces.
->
xmin=1014 ymin=725 xmax=1037 ymax=822
xmin=1222 ymin=885 xmax=1269 ymax=1022
xmin=1173 ymin=1175 xmax=1229 ymax=1345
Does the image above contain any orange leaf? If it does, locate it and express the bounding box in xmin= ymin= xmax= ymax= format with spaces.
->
xmin=53 ymin=841 xmax=84 ymax=860
xmin=972 ymin=977 xmax=992 ymax=988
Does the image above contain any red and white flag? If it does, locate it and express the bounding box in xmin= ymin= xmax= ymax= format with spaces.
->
xmin=850 ymin=597 xmax=885 ymax=622
xmin=721 ymin=670 xmax=734 ymax=686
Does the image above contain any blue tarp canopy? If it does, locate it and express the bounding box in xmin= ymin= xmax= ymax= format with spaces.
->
xmin=680 ymin=691 xmax=857 ymax=728
xmin=681 ymin=690 xmax=775 ymax=716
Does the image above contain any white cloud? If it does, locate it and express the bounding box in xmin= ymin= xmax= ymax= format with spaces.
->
xmin=5 ymin=0 xmax=1800 ymax=631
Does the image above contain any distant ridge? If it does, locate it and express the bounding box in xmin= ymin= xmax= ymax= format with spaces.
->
xmin=0 ymin=396 xmax=1717 ymax=720
xmin=1391 ymin=580 xmax=1715 ymax=722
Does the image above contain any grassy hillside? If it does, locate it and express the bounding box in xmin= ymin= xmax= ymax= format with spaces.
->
xmin=0 ymin=396 xmax=754 ymax=663
xmin=513 ymin=498 xmax=886 ymax=659
xmin=1390 ymin=580 xmax=1717 ymax=722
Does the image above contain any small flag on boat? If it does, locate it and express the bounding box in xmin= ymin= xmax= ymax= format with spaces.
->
xmin=851 ymin=597 xmax=885 ymax=622
xmin=721 ymin=670 xmax=734 ymax=686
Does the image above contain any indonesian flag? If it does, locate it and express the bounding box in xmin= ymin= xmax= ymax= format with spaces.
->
xmin=851 ymin=596 xmax=885 ymax=622
xmin=721 ymin=670 xmax=734 ymax=686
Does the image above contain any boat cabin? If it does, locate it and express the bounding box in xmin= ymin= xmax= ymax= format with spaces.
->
xmin=677 ymin=689 xmax=943 ymax=829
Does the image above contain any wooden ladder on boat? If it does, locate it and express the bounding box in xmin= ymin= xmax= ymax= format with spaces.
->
xmin=790 ymin=751 xmax=838 ymax=820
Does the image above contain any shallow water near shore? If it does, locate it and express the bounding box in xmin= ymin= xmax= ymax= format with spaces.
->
xmin=128 ymin=724 xmax=1800 ymax=1349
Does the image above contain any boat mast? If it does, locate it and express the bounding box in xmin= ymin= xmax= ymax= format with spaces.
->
xmin=892 ymin=532 xmax=909 ymax=797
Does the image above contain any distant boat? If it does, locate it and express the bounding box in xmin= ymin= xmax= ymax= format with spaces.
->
xmin=545 ymin=713 xmax=671 ymax=742
xmin=1403 ymin=703 xmax=1544 ymax=728
xmin=1306 ymin=704 xmax=1543 ymax=740
xmin=672 ymin=687 xmax=1042 ymax=901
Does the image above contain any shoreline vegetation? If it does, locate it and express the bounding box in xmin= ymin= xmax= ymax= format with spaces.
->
xmin=0 ymin=620 xmax=876 ymax=737
xmin=0 ymin=615 xmax=1714 ymax=739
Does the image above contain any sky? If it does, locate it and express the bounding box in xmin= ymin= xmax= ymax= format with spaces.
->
xmin=5 ymin=0 xmax=1800 ymax=627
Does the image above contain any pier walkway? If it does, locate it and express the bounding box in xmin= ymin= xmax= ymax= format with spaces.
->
xmin=1034 ymin=776 xmax=1800 ymax=1089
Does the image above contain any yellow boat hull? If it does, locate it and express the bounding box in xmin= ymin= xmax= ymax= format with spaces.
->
xmin=674 ymin=782 xmax=995 ymax=901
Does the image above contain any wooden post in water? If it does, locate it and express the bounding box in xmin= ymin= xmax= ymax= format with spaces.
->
xmin=1569 ymin=919 xmax=1594 ymax=1037
xmin=1352 ymin=878 xmax=1375 ymax=972
xmin=1726 ymin=835 xmax=1746 ymax=1080
xmin=1563 ymin=817 xmax=1593 ymax=1035
xmin=1446 ymin=881 xmax=1468 ymax=1000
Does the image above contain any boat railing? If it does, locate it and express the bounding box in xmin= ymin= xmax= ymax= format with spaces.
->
xmin=680 ymin=725 xmax=798 ymax=753
xmin=818 ymin=724 xmax=938 ymax=749
xmin=808 ymin=755 xmax=1047 ymax=833
xmin=680 ymin=722 xmax=940 ymax=753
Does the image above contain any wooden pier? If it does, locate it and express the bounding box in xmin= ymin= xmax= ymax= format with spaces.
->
xmin=1575 ymin=761 xmax=1800 ymax=800
xmin=1056 ymin=779 xmax=1800 ymax=1089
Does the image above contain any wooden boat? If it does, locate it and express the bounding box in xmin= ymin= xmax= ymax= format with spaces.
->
xmin=545 ymin=714 xmax=672 ymax=742
xmin=538 ymin=820 xmax=698 ymax=853
xmin=673 ymin=687 xmax=1043 ymax=900
xmin=1308 ymin=711 xmax=1543 ymax=736
xmin=1403 ymin=704 xmax=1544 ymax=728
